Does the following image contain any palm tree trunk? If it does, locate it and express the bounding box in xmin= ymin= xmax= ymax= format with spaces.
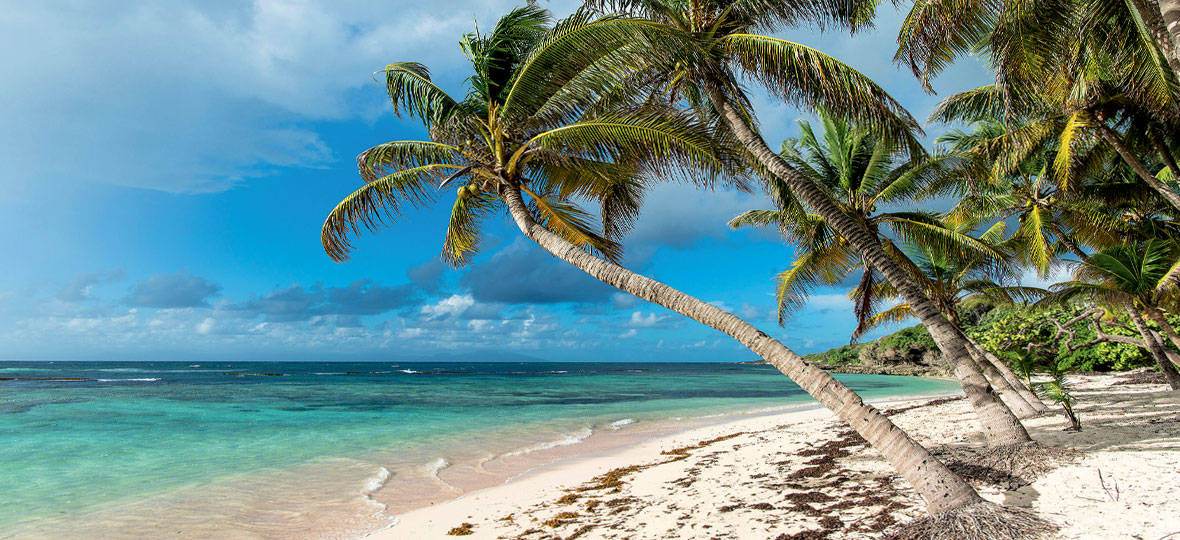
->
xmin=963 ymin=344 xmax=1041 ymax=418
xmin=1131 ymin=0 xmax=1180 ymax=76
xmin=1156 ymin=0 xmax=1180 ymax=72
xmin=1151 ymin=130 xmax=1180 ymax=181
xmin=1127 ymin=303 xmax=1180 ymax=390
xmin=966 ymin=337 xmax=1051 ymax=414
xmin=499 ymin=185 xmax=984 ymax=514
xmin=1093 ymin=121 xmax=1180 ymax=212
xmin=703 ymin=85 xmax=1032 ymax=447
xmin=1054 ymin=229 xmax=1089 ymax=262
xmin=1146 ymin=307 xmax=1180 ymax=350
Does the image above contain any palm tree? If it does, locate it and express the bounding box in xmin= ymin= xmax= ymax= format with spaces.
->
xmin=729 ymin=109 xmax=988 ymax=340
xmin=591 ymin=0 xmax=1035 ymax=453
xmin=1044 ymin=239 xmax=1180 ymax=388
xmin=895 ymin=0 xmax=1180 ymax=93
xmin=725 ymin=111 xmax=1048 ymax=417
xmin=896 ymin=0 xmax=1180 ymax=213
xmin=321 ymin=6 xmax=990 ymax=520
xmin=859 ymin=222 xmax=1052 ymax=417
xmin=933 ymin=117 xmax=1122 ymax=274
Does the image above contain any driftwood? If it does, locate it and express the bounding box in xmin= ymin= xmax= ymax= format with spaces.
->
xmin=1026 ymin=308 xmax=1180 ymax=365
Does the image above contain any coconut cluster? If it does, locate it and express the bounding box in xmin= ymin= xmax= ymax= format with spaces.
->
xmin=457 ymin=184 xmax=481 ymax=200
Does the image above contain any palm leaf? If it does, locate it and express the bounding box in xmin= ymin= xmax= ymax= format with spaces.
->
xmin=322 ymin=164 xmax=448 ymax=261
xmin=721 ymin=33 xmax=925 ymax=155
xmin=382 ymin=62 xmax=461 ymax=125
xmin=522 ymin=185 xmax=623 ymax=262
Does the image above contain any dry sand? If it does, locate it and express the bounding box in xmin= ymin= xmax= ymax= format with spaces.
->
xmin=364 ymin=374 xmax=1179 ymax=540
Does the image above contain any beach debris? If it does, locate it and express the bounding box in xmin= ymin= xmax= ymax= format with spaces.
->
xmin=555 ymin=493 xmax=579 ymax=505
xmin=446 ymin=522 xmax=476 ymax=536
xmin=882 ymin=502 xmax=1055 ymax=540
xmin=541 ymin=512 xmax=579 ymax=528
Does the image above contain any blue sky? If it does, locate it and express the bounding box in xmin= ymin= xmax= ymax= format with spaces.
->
xmin=0 ymin=1 xmax=995 ymax=362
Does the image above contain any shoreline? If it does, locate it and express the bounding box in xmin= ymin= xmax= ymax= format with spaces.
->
xmin=0 ymin=371 xmax=961 ymax=540
xmin=362 ymin=389 xmax=967 ymax=539
xmin=365 ymin=374 xmax=1180 ymax=539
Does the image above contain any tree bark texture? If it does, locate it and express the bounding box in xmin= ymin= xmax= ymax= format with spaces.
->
xmin=966 ymin=337 xmax=1051 ymax=414
xmin=1127 ymin=304 xmax=1180 ymax=390
xmin=1155 ymin=0 xmax=1180 ymax=74
xmin=963 ymin=344 xmax=1041 ymax=418
xmin=1095 ymin=122 xmax=1180 ymax=212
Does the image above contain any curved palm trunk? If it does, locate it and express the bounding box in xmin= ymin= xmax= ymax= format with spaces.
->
xmin=967 ymin=337 xmax=1051 ymax=414
xmin=704 ymin=85 xmax=1032 ymax=446
xmin=964 ymin=341 xmax=1045 ymax=417
xmin=1094 ymin=122 xmax=1180 ymax=212
xmin=1156 ymin=0 xmax=1180 ymax=73
xmin=1132 ymin=0 xmax=1180 ymax=77
xmin=1127 ymin=304 xmax=1180 ymax=390
xmin=1146 ymin=307 xmax=1180 ymax=351
xmin=500 ymin=185 xmax=984 ymax=514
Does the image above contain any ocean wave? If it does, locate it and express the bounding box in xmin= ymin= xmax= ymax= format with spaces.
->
xmin=502 ymin=427 xmax=593 ymax=457
xmin=360 ymin=466 xmax=391 ymax=511
xmin=425 ymin=458 xmax=462 ymax=493
xmin=398 ymin=369 xmax=421 ymax=374
xmin=95 ymin=378 xmax=162 ymax=382
xmin=608 ymin=418 xmax=636 ymax=430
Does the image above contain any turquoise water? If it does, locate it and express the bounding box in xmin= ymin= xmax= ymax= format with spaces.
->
xmin=0 ymin=361 xmax=960 ymax=539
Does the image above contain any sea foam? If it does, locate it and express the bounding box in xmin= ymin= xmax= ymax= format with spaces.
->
xmin=608 ymin=418 xmax=636 ymax=430
xmin=502 ymin=427 xmax=593 ymax=457
xmin=360 ymin=467 xmax=391 ymax=512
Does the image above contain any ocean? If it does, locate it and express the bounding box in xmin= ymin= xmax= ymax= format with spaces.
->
xmin=0 ymin=361 xmax=960 ymax=539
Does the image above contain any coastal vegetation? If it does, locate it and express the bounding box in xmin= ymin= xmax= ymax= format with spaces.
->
xmin=322 ymin=0 xmax=1180 ymax=537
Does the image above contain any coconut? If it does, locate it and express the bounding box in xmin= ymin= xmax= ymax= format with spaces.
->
xmin=467 ymin=184 xmax=480 ymax=196
xmin=457 ymin=186 xmax=470 ymax=199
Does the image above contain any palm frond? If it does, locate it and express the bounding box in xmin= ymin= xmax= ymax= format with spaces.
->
xmin=382 ymin=62 xmax=461 ymax=125
xmin=523 ymin=185 xmax=623 ymax=262
xmin=357 ymin=141 xmax=463 ymax=183
xmin=322 ymin=164 xmax=447 ymax=262
xmin=721 ymin=33 xmax=925 ymax=155
xmin=442 ymin=191 xmax=499 ymax=267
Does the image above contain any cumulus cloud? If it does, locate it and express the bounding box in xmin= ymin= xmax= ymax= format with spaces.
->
xmin=806 ymin=293 xmax=855 ymax=313
xmin=126 ymin=271 xmax=221 ymax=308
xmin=625 ymin=183 xmax=773 ymax=252
xmin=461 ymin=238 xmax=616 ymax=304
xmin=407 ymin=258 xmax=446 ymax=293
xmin=626 ymin=311 xmax=674 ymax=329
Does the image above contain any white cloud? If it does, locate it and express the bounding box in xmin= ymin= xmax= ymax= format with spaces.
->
xmin=419 ymin=294 xmax=475 ymax=320
xmin=627 ymin=311 xmax=672 ymax=328
xmin=618 ymin=328 xmax=638 ymax=339
xmin=0 ymin=0 xmax=582 ymax=196
xmin=1019 ymin=264 xmax=1076 ymax=289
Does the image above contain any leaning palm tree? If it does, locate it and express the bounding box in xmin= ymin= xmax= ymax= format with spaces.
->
xmin=1043 ymin=239 xmax=1180 ymax=389
xmin=729 ymin=109 xmax=990 ymax=340
xmin=321 ymin=6 xmax=998 ymax=526
xmin=859 ymin=222 xmax=1051 ymax=417
xmin=590 ymin=0 xmax=1035 ymax=454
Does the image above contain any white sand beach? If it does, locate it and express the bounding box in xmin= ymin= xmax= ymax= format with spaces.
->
xmin=367 ymin=374 xmax=1180 ymax=540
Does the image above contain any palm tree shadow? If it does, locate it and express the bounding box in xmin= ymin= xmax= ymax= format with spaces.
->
xmin=926 ymin=380 xmax=1180 ymax=507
